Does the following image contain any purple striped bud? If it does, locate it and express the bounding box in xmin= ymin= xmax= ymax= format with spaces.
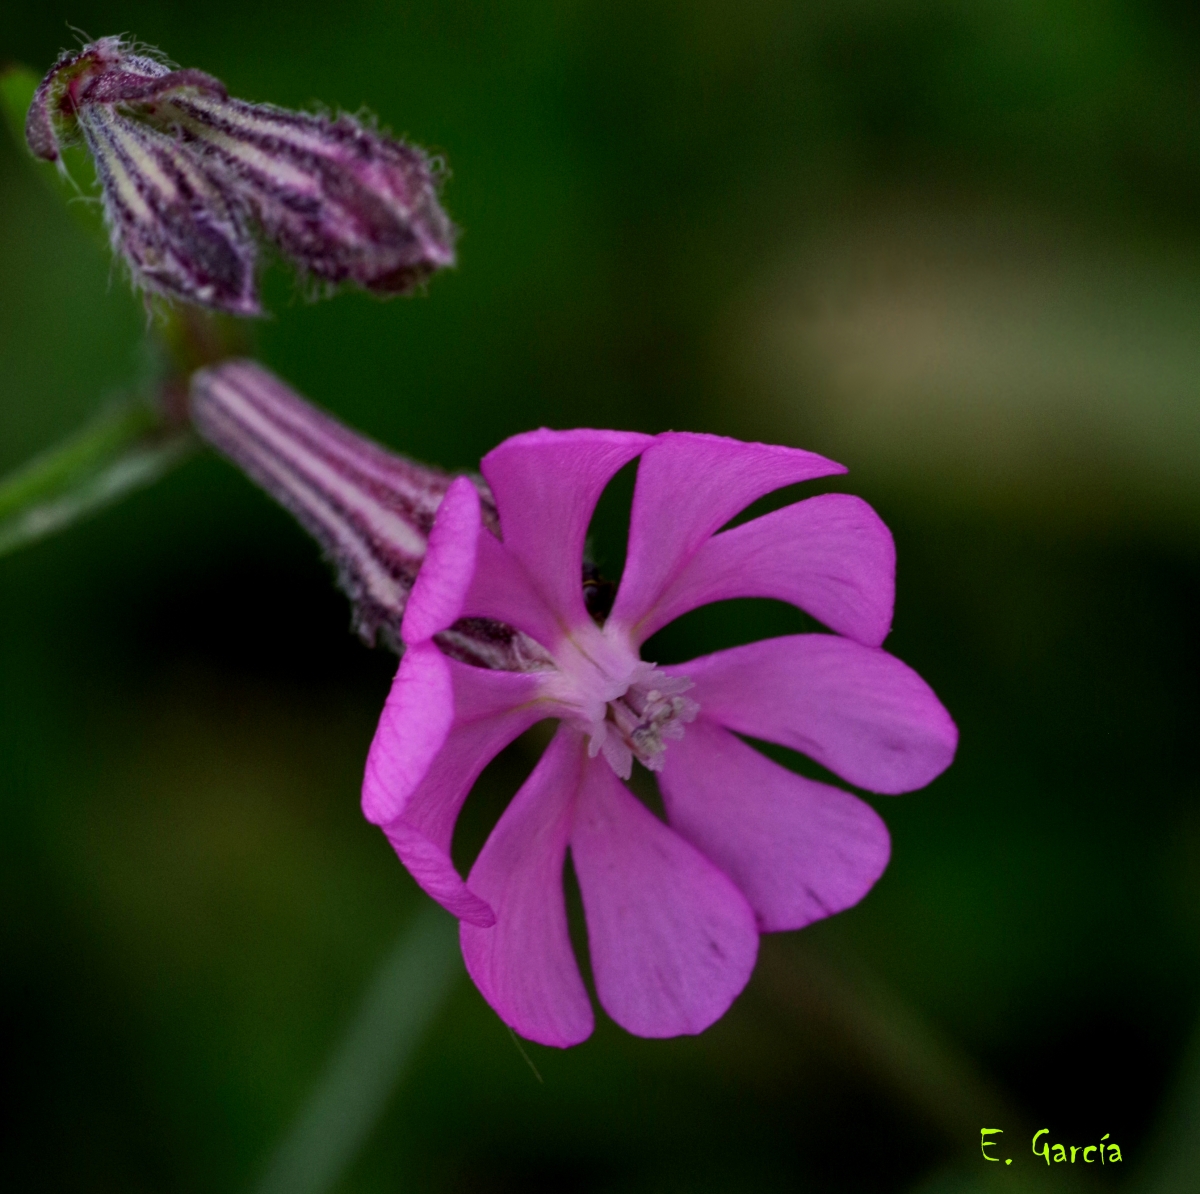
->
xmin=26 ymin=37 xmax=455 ymax=313
xmin=158 ymin=92 xmax=456 ymax=295
xmin=27 ymin=39 xmax=258 ymax=314
xmin=189 ymin=361 xmax=545 ymax=671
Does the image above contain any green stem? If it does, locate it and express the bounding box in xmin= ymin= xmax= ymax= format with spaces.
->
xmin=0 ymin=397 xmax=195 ymax=558
xmin=1 ymin=65 xmax=106 ymax=245
xmin=252 ymin=904 xmax=461 ymax=1194
xmin=0 ymin=68 xmax=256 ymax=560
xmin=753 ymin=935 xmax=1030 ymax=1144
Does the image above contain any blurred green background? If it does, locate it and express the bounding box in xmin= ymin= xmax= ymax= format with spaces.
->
xmin=3 ymin=2 xmax=1199 ymax=1192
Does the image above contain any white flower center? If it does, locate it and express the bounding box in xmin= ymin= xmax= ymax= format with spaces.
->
xmin=543 ymin=630 xmax=700 ymax=781
xmin=597 ymin=668 xmax=699 ymax=779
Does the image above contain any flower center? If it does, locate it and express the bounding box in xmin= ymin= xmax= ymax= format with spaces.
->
xmin=597 ymin=669 xmax=699 ymax=779
xmin=538 ymin=620 xmax=700 ymax=781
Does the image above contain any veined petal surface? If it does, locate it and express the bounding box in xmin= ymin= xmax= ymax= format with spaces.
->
xmin=458 ymin=529 xmax=570 ymax=651
xmin=374 ymin=658 xmax=546 ymax=926
xmin=660 ymin=718 xmax=891 ymax=931
xmin=480 ymin=430 xmax=651 ymax=641
xmin=637 ymin=493 xmax=895 ymax=647
xmin=570 ymin=755 xmax=758 ymax=1038
xmin=461 ymin=726 xmax=594 ymax=1047
xmin=609 ymin=433 xmax=845 ymax=638
xmin=680 ymin=635 xmax=958 ymax=795
xmin=401 ymin=476 xmax=481 ymax=643
xmin=362 ymin=641 xmax=454 ymax=825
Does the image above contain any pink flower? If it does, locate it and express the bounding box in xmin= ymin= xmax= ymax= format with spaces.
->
xmin=362 ymin=430 xmax=957 ymax=1046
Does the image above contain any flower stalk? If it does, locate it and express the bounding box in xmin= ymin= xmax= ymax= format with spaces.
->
xmin=0 ymin=393 xmax=194 ymax=559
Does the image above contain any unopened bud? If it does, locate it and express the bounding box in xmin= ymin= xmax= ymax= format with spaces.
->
xmin=159 ymin=92 xmax=456 ymax=295
xmin=26 ymin=37 xmax=455 ymax=313
xmin=27 ymin=39 xmax=258 ymax=313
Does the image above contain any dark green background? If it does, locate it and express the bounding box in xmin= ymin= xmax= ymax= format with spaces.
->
xmin=2 ymin=3 xmax=1198 ymax=1192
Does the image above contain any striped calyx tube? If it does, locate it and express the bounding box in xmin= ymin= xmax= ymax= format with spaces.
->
xmin=189 ymin=360 xmax=548 ymax=671
xmin=147 ymin=86 xmax=456 ymax=297
xmin=26 ymin=37 xmax=455 ymax=314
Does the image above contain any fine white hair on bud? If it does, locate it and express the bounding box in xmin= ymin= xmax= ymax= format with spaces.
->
xmin=160 ymin=93 xmax=457 ymax=294
xmin=27 ymin=38 xmax=259 ymax=313
xmin=76 ymin=100 xmax=260 ymax=314
xmin=190 ymin=358 xmax=453 ymax=644
xmin=26 ymin=36 xmax=456 ymax=314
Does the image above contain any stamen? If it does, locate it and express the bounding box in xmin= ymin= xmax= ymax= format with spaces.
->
xmin=602 ymin=670 xmax=699 ymax=776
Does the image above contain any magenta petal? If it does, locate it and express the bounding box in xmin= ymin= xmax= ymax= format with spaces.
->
xmin=636 ymin=494 xmax=895 ymax=647
xmin=401 ymin=476 xmax=481 ymax=643
xmin=384 ymin=821 xmax=496 ymax=926
xmin=461 ymin=726 xmax=594 ymax=1047
xmin=660 ymin=718 xmax=891 ymax=932
xmin=570 ymin=755 xmax=758 ymax=1038
xmin=378 ymin=659 xmax=546 ymax=927
xmin=680 ymin=636 xmax=958 ymax=795
xmin=480 ymin=429 xmax=652 ymax=635
xmin=608 ymin=432 xmax=846 ymax=637
xmin=458 ymin=529 xmax=570 ymax=651
xmin=361 ymin=641 xmax=454 ymax=825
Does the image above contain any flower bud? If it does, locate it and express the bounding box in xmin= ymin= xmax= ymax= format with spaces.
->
xmin=26 ymin=37 xmax=455 ymax=313
xmin=27 ymin=39 xmax=258 ymax=314
xmin=158 ymin=92 xmax=456 ymax=295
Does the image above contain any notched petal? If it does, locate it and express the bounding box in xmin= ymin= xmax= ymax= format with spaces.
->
xmin=402 ymin=477 xmax=482 ymax=644
xmin=681 ymin=635 xmax=958 ymax=795
xmin=462 ymin=727 xmax=594 ymax=1047
xmin=362 ymin=641 xmax=456 ymax=825
xmin=610 ymin=432 xmax=846 ymax=638
xmin=570 ymin=755 xmax=758 ymax=1038
xmin=660 ymin=718 xmax=891 ymax=932
xmin=640 ymin=493 xmax=896 ymax=646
